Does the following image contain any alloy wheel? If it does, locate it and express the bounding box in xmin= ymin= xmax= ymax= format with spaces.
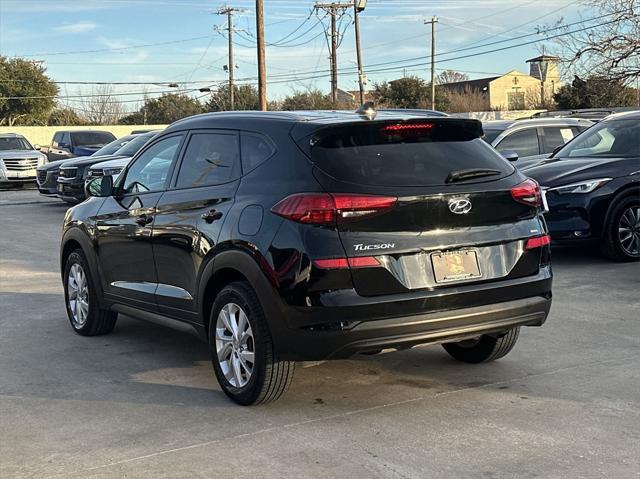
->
xmin=67 ymin=263 xmax=89 ymax=328
xmin=618 ymin=206 xmax=640 ymax=257
xmin=215 ymin=303 xmax=255 ymax=388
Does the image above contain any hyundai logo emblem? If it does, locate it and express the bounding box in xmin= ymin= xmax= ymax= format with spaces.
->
xmin=448 ymin=198 xmax=472 ymax=214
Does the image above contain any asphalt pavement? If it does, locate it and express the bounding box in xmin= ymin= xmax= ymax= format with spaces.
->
xmin=1 ymin=188 xmax=639 ymax=479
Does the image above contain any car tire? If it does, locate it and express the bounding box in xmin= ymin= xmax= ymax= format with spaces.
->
xmin=63 ymin=249 xmax=117 ymax=336
xmin=442 ymin=327 xmax=520 ymax=364
xmin=601 ymin=196 xmax=640 ymax=262
xmin=209 ymin=281 xmax=295 ymax=405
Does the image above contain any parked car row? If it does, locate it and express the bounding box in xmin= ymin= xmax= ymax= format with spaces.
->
xmin=36 ymin=131 xmax=157 ymax=203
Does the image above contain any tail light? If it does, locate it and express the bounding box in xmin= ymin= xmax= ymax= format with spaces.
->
xmin=525 ymin=234 xmax=551 ymax=250
xmin=314 ymin=256 xmax=381 ymax=269
xmin=271 ymin=193 xmax=397 ymax=226
xmin=381 ymin=123 xmax=435 ymax=132
xmin=511 ymin=178 xmax=542 ymax=207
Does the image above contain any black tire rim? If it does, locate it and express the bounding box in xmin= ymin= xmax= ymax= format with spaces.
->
xmin=618 ymin=206 xmax=640 ymax=257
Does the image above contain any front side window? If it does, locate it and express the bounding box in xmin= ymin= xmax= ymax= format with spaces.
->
xmin=122 ymin=135 xmax=182 ymax=194
xmin=496 ymin=129 xmax=540 ymax=158
xmin=541 ymin=127 xmax=575 ymax=153
xmin=557 ymin=119 xmax=640 ymax=158
xmin=176 ymin=133 xmax=240 ymax=188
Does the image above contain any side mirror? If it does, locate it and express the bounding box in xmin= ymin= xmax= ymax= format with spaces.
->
xmin=85 ymin=175 xmax=113 ymax=198
xmin=34 ymin=144 xmax=41 ymax=151
xmin=499 ymin=150 xmax=519 ymax=162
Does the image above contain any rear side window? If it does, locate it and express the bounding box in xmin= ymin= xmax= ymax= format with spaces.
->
xmin=176 ymin=132 xmax=240 ymax=188
xmin=308 ymin=121 xmax=513 ymax=187
xmin=241 ymin=132 xmax=275 ymax=172
xmin=496 ymin=129 xmax=540 ymax=157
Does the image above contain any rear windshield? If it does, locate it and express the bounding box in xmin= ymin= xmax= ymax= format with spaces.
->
xmin=71 ymin=132 xmax=116 ymax=147
xmin=308 ymin=121 xmax=513 ymax=186
xmin=115 ymin=133 xmax=156 ymax=157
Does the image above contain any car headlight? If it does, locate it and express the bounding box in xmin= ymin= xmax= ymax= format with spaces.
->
xmin=103 ymin=167 xmax=123 ymax=176
xmin=38 ymin=154 xmax=47 ymax=166
xmin=548 ymin=178 xmax=612 ymax=194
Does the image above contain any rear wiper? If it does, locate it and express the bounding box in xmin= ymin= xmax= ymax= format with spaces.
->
xmin=445 ymin=168 xmax=502 ymax=184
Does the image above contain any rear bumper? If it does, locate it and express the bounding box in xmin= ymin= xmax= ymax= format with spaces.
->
xmin=267 ymin=267 xmax=552 ymax=360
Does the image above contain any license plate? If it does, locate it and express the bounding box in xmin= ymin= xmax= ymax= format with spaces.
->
xmin=16 ymin=170 xmax=35 ymax=178
xmin=431 ymin=249 xmax=482 ymax=283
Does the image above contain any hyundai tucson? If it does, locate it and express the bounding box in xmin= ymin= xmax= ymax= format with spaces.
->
xmin=60 ymin=110 xmax=553 ymax=405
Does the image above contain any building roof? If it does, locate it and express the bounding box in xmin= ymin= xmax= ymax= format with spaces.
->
xmin=439 ymin=76 xmax=499 ymax=93
xmin=526 ymin=55 xmax=561 ymax=63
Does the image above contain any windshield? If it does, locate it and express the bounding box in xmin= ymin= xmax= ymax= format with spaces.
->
xmin=115 ymin=133 xmax=156 ymax=157
xmin=0 ymin=136 xmax=32 ymax=151
xmin=308 ymin=121 xmax=513 ymax=187
xmin=93 ymin=136 xmax=134 ymax=156
xmin=556 ymin=119 xmax=639 ymax=158
xmin=71 ymin=132 xmax=116 ymax=147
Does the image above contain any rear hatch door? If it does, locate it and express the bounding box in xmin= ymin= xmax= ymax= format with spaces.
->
xmin=294 ymin=118 xmax=543 ymax=295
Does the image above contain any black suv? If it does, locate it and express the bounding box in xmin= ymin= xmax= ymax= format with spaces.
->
xmin=60 ymin=110 xmax=552 ymax=405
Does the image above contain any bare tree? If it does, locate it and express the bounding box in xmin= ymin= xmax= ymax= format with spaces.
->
xmin=444 ymin=87 xmax=490 ymax=113
xmin=547 ymin=0 xmax=640 ymax=83
xmin=79 ymin=85 xmax=126 ymax=125
xmin=436 ymin=70 xmax=470 ymax=85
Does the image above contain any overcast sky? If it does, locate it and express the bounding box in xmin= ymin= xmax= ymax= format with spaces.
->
xmin=0 ymin=0 xmax=592 ymax=110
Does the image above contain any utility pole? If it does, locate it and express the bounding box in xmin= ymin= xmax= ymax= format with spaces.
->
xmin=353 ymin=0 xmax=366 ymax=105
xmin=218 ymin=6 xmax=240 ymax=110
xmin=255 ymin=0 xmax=267 ymax=110
xmin=315 ymin=2 xmax=352 ymax=106
xmin=425 ymin=16 xmax=438 ymax=110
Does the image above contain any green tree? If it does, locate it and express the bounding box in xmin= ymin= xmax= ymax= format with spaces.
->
xmin=139 ymin=94 xmax=203 ymax=124
xmin=371 ymin=76 xmax=448 ymax=110
xmin=554 ymin=76 xmax=637 ymax=109
xmin=118 ymin=111 xmax=145 ymax=125
xmin=279 ymin=89 xmax=336 ymax=110
xmin=205 ymin=84 xmax=260 ymax=111
xmin=0 ymin=57 xmax=58 ymax=126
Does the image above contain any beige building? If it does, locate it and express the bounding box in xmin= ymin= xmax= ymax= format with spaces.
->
xmin=441 ymin=55 xmax=561 ymax=110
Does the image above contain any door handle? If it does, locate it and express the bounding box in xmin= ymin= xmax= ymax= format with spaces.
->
xmin=135 ymin=214 xmax=154 ymax=226
xmin=201 ymin=209 xmax=223 ymax=223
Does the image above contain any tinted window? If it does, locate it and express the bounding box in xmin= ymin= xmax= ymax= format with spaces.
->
xmin=558 ymin=119 xmax=640 ymax=158
xmin=122 ymin=135 xmax=182 ymax=194
xmin=176 ymin=133 xmax=240 ymax=188
xmin=241 ymin=132 xmax=275 ymax=171
xmin=541 ymin=127 xmax=574 ymax=153
xmin=483 ymin=129 xmax=503 ymax=144
xmin=53 ymin=133 xmax=63 ymax=145
xmin=496 ymin=129 xmax=540 ymax=157
xmin=308 ymin=121 xmax=513 ymax=187
xmin=0 ymin=136 xmax=32 ymax=151
xmin=61 ymin=133 xmax=71 ymax=145
xmin=71 ymin=132 xmax=115 ymax=147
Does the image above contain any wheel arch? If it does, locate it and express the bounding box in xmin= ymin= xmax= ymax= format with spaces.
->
xmin=60 ymin=228 xmax=106 ymax=306
xmin=197 ymin=248 xmax=288 ymax=347
xmin=602 ymin=182 xmax=640 ymax=236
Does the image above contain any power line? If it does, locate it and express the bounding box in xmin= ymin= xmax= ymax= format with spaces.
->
xmin=16 ymin=35 xmax=215 ymax=57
